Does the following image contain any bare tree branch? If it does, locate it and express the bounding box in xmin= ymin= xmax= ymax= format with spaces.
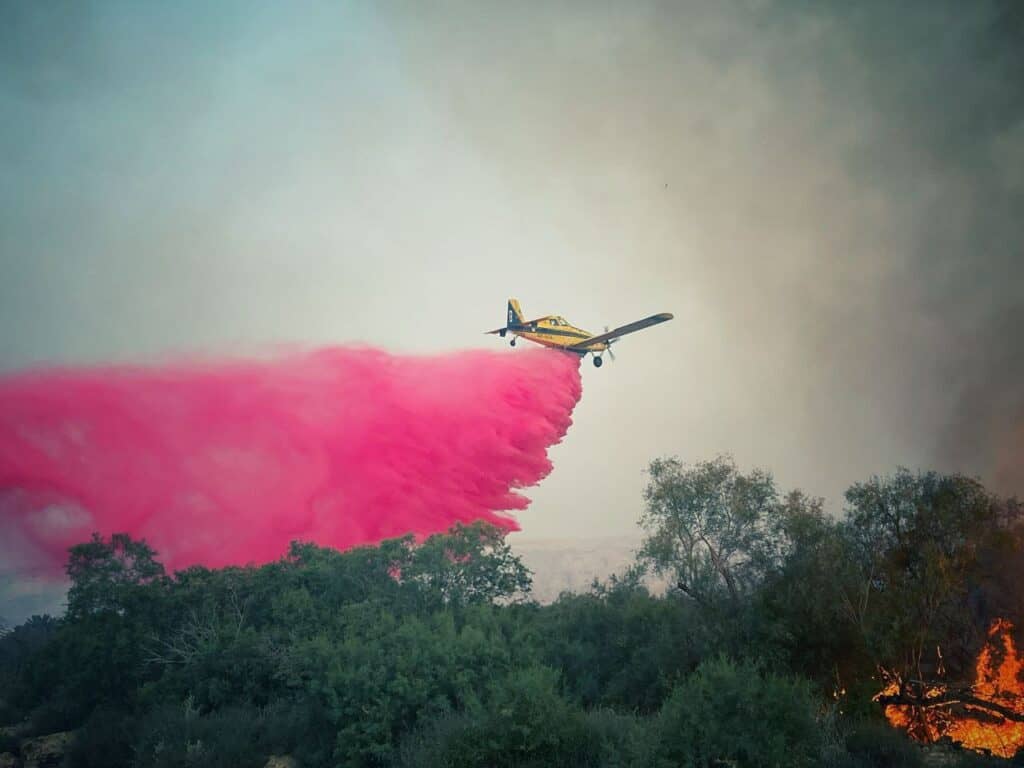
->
xmin=875 ymin=686 xmax=1024 ymax=724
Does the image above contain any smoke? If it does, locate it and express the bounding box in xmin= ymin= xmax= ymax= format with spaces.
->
xmin=0 ymin=0 xmax=1021 ymax=548
xmin=0 ymin=346 xmax=582 ymax=576
xmin=821 ymin=1 xmax=1024 ymax=498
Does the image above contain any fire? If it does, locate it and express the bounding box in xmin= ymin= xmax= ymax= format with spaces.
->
xmin=876 ymin=618 xmax=1024 ymax=758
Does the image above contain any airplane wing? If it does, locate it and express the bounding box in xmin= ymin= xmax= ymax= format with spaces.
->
xmin=568 ymin=312 xmax=673 ymax=349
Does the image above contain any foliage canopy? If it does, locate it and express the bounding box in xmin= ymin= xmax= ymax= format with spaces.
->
xmin=1 ymin=459 xmax=1020 ymax=768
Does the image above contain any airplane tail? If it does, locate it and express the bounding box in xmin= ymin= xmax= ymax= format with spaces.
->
xmin=507 ymin=298 xmax=524 ymax=327
xmin=486 ymin=298 xmax=525 ymax=335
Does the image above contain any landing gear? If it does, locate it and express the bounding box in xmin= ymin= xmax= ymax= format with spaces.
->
xmin=510 ymin=338 xmax=516 ymax=347
xmin=593 ymin=355 xmax=603 ymax=368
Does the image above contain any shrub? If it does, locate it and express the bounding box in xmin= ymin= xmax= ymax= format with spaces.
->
xmin=395 ymin=711 xmax=478 ymax=768
xmin=955 ymin=749 xmax=1021 ymax=768
xmin=66 ymin=707 xmax=138 ymax=768
xmin=577 ymin=708 xmax=643 ymax=767
xmin=127 ymin=697 xmax=332 ymax=768
xmin=397 ymin=667 xmax=636 ymax=768
xmin=645 ymin=656 xmax=824 ymax=768
xmin=539 ymin=589 xmax=704 ymax=714
xmin=134 ymin=699 xmax=266 ymax=768
xmin=27 ymin=695 xmax=83 ymax=736
xmin=0 ymin=730 xmax=19 ymax=755
xmin=842 ymin=720 xmax=922 ymax=768
xmin=0 ymin=702 xmax=18 ymax=727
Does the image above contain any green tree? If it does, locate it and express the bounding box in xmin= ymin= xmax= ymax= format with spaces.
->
xmin=403 ymin=521 xmax=532 ymax=609
xmin=645 ymin=656 xmax=824 ymax=768
xmin=398 ymin=665 xmax=625 ymax=768
xmin=840 ymin=469 xmax=1024 ymax=682
xmin=0 ymin=614 xmax=59 ymax=721
xmin=757 ymin=490 xmax=868 ymax=688
xmin=66 ymin=532 xmax=166 ymax=619
xmin=638 ymin=454 xmax=785 ymax=607
xmin=8 ymin=535 xmax=169 ymax=730
xmin=538 ymin=580 xmax=702 ymax=712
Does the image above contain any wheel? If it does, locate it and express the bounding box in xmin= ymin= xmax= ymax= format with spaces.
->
xmin=593 ymin=356 xmax=603 ymax=367
xmin=510 ymin=338 xmax=516 ymax=347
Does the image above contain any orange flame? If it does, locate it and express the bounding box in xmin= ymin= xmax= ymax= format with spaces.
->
xmin=876 ymin=618 xmax=1024 ymax=758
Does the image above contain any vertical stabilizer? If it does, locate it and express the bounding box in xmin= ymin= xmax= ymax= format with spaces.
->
xmin=507 ymin=298 xmax=524 ymax=327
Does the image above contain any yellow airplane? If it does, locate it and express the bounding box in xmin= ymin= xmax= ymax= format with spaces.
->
xmin=487 ymin=298 xmax=673 ymax=367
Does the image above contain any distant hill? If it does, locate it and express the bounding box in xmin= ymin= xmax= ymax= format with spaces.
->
xmin=509 ymin=535 xmax=670 ymax=602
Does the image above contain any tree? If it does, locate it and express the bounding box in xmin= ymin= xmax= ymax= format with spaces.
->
xmin=0 ymin=614 xmax=59 ymax=717
xmin=402 ymin=521 xmax=532 ymax=609
xmin=840 ymin=469 xmax=1024 ymax=682
xmin=756 ymin=490 xmax=869 ymax=687
xmin=66 ymin=533 xmax=166 ymax=619
xmin=537 ymin=582 xmax=701 ymax=713
xmin=638 ymin=454 xmax=785 ymax=607
xmin=3 ymin=534 xmax=172 ymax=727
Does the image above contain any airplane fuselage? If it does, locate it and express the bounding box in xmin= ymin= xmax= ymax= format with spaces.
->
xmin=503 ymin=316 xmax=609 ymax=354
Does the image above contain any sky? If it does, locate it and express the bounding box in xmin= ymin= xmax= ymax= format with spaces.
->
xmin=1 ymin=0 xmax=1022 ymax=620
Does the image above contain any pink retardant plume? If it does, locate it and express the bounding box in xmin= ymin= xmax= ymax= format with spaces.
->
xmin=0 ymin=346 xmax=582 ymax=575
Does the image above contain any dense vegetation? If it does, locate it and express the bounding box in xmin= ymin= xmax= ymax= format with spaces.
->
xmin=2 ymin=455 xmax=1023 ymax=767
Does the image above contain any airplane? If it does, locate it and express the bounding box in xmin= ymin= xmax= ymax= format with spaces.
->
xmin=486 ymin=298 xmax=673 ymax=367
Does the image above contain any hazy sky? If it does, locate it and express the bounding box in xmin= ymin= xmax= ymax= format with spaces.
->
xmin=2 ymin=1 xmax=1022 ymax=619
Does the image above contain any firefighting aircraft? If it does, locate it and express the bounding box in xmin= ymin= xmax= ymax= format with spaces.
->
xmin=486 ymin=298 xmax=673 ymax=367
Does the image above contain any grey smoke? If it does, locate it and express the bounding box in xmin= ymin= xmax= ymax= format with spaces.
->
xmin=0 ymin=0 xmax=1022 ymax=624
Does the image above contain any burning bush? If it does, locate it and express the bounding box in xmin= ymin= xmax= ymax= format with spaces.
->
xmin=876 ymin=618 xmax=1024 ymax=759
